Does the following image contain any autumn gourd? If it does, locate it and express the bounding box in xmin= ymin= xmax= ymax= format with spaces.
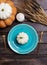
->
xmin=17 ymin=32 xmax=29 ymax=44
xmin=0 ymin=0 xmax=17 ymax=28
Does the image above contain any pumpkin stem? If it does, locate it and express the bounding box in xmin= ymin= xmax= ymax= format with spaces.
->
xmin=19 ymin=37 xmax=23 ymax=39
xmin=1 ymin=9 xmax=4 ymax=12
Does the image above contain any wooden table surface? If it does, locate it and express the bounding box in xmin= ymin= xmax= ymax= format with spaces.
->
xmin=0 ymin=0 xmax=47 ymax=65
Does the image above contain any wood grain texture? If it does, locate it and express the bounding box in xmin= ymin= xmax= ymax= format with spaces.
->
xmin=36 ymin=0 xmax=47 ymax=9
xmin=1 ymin=58 xmax=47 ymax=65
xmin=12 ymin=0 xmax=47 ymax=25
xmin=0 ymin=0 xmax=47 ymax=65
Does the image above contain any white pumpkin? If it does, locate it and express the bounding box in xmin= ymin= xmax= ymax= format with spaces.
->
xmin=17 ymin=32 xmax=29 ymax=44
xmin=0 ymin=3 xmax=12 ymax=19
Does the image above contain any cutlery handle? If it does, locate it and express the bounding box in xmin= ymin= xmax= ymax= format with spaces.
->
xmin=2 ymin=35 xmax=7 ymax=49
xmin=39 ymin=32 xmax=44 ymax=43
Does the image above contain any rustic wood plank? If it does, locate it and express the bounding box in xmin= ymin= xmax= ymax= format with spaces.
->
xmin=36 ymin=0 xmax=47 ymax=9
xmin=1 ymin=58 xmax=47 ymax=65
xmin=0 ymin=0 xmax=47 ymax=65
xmin=42 ymin=32 xmax=47 ymax=43
xmin=23 ymin=21 xmax=47 ymax=31
xmin=1 ymin=20 xmax=47 ymax=35
xmin=39 ymin=44 xmax=47 ymax=54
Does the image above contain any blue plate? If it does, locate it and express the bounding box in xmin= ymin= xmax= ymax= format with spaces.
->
xmin=7 ymin=24 xmax=39 ymax=54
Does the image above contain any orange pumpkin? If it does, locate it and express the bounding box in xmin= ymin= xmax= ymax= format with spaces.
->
xmin=0 ymin=0 xmax=17 ymax=28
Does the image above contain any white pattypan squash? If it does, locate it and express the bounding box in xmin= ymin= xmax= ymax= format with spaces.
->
xmin=0 ymin=3 xmax=12 ymax=19
xmin=17 ymin=32 xmax=29 ymax=44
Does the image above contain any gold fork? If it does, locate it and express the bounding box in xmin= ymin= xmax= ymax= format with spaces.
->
xmin=39 ymin=31 xmax=44 ymax=43
xmin=2 ymin=35 xmax=7 ymax=49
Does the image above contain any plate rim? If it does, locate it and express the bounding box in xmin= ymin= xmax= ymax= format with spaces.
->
xmin=7 ymin=23 xmax=39 ymax=54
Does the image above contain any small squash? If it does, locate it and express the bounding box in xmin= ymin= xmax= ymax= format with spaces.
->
xmin=17 ymin=32 xmax=29 ymax=44
xmin=0 ymin=0 xmax=17 ymax=28
xmin=0 ymin=0 xmax=6 ymax=3
xmin=0 ymin=21 xmax=6 ymax=28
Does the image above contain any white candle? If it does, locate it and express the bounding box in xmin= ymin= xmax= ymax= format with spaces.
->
xmin=16 ymin=13 xmax=25 ymax=22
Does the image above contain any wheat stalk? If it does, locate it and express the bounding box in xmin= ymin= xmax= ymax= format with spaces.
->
xmin=17 ymin=0 xmax=47 ymax=25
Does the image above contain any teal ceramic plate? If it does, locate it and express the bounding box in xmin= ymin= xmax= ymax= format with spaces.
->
xmin=7 ymin=24 xmax=39 ymax=54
